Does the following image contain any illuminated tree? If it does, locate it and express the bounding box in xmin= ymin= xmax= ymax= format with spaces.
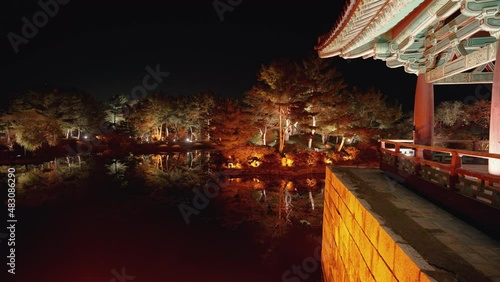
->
xmin=0 ymin=113 xmax=15 ymax=148
xmin=244 ymin=90 xmax=277 ymax=146
xmin=435 ymin=101 xmax=465 ymax=127
xmin=128 ymin=93 xmax=165 ymax=141
xmin=435 ymin=99 xmax=490 ymax=141
xmin=106 ymin=94 xmax=129 ymax=128
xmin=338 ymin=88 xmax=402 ymax=147
xmin=212 ymin=98 xmax=254 ymax=157
xmin=10 ymin=89 xmax=103 ymax=140
xmin=464 ymin=99 xmax=490 ymax=139
xmin=192 ymin=91 xmax=216 ymax=140
xmin=168 ymin=96 xmax=190 ymax=140
xmin=246 ymin=59 xmax=306 ymax=153
xmin=299 ymin=55 xmax=346 ymax=148
xmin=13 ymin=110 xmax=61 ymax=151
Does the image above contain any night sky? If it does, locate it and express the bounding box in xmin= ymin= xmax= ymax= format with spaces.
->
xmin=1 ymin=0 xmax=486 ymax=112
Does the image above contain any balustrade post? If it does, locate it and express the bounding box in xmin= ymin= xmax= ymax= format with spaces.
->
xmin=449 ymin=152 xmax=462 ymax=190
xmin=415 ymin=148 xmax=423 ymax=159
xmin=395 ymin=143 xmax=400 ymax=168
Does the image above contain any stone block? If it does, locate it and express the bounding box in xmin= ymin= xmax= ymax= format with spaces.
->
xmin=377 ymin=227 xmax=396 ymax=271
xmin=371 ymin=253 xmax=397 ymax=282
xmin=394 ymin=243 xmax=424 ymax=282
xmin=358 ymin=227 xmax=376 ymax=270
xmin=363 ymin=213 xmax=381 ymax=248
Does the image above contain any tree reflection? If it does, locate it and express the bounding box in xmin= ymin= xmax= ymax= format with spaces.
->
xmin=1 ymin=156 xmax=89 ymax=206
xmin=105 ymin=159 xmax=128 ymax=187
xmin=306 ymin=178 xmax=317 ymax=210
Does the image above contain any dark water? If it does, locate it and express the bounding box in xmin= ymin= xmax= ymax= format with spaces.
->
xmin=0 ymin=153 xmax=324 ymax=282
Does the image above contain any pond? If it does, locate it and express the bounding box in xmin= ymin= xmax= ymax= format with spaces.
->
xmin=0 ymin=152 xmax=325 ymax=282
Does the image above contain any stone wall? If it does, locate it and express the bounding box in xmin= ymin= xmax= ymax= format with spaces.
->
xmin=322 ymin=167 xmax=434 ymax=282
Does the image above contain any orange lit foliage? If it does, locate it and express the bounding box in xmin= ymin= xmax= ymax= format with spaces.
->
xmin=212 ymin=99 xmax=255 ymax=159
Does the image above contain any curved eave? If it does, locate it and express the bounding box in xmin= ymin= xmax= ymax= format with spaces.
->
xmin=317 ymin=0 xmax=389 ymax=57
xmin=316 ymin=0 xmax=426 ymax=59
xmin=315 ymin=0 xmax=359 ymax=51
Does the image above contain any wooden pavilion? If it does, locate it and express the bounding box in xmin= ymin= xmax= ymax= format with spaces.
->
xmin=316 ymin=0 xmax=500 ymax=175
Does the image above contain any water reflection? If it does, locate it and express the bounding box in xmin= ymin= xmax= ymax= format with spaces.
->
xmin=135 ymin=150 xmax=210 ymax=173
xmin=4 ymin=152 xmax=324 ymax=238
xmin=14 ymin=157 xmax=87 ymax=187
xmin=105 ymin=159 xmax=129 ymax=187
xmin=223 ymin=175 xmax=324 ymax=236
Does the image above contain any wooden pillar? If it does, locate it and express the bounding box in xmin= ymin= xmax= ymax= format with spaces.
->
xmin=414 ymin=73 xmax=434 ymax=159
xmin=489 ymin=48 xmax=500 ymax=175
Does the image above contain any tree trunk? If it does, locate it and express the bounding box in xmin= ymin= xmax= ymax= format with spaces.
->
xmin=166 ymin=126 xmax=169 ymax=137
xmin=260 ymin=128 xmax=267 ymax=146
xmin=321 ymin=134 xmax=326 ymax=144
xmin=279 ymin=106 xmax=284 ymax=154
xmin=308 ymin=116 xmax=316 ymax=149
xmin=6 ymin=124 xmax=11 ymax=148
xmin=292 ymin=122 xmax=298 ymax=135
xmin=159 ymin=125 xmax=163 ymax=141
xmin=309 ymin=191 xmax=315 ymax=210
xmin=66 ymin=129 xmax=70 ymax=139
xmin=338 ymin=137 xmax=346 ymax=152
xmin=284 ymin=119 xmax=290 ymax=142
xmin=207 ymin=118 xmax=210 ymax=140
xmin=166 ymin=154 xmax=170 ymax=171
xmin=77 ymin=128 xmax=81 ymax=140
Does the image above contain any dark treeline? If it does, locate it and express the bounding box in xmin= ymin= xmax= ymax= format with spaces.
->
xmin=2 ymin=55 xmax=487 ymax=163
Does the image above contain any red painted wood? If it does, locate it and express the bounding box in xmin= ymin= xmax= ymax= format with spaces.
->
xmin=414 ymin=74 xmax=434 ymax=159
xmin=489 ymin=45 xmax=500 ymax=175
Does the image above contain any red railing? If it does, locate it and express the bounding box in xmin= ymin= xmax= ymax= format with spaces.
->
xmin=379 ymin=139 xmax=500 ymax=207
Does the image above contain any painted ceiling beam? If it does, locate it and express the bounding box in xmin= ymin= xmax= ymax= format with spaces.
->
xmin=464 ymin=37 xmax=497 ymax=49
xmin=433 ymin=72 xmax=494 ymax=84
xmin=425 ymin=41 xmax=498 ymax=82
